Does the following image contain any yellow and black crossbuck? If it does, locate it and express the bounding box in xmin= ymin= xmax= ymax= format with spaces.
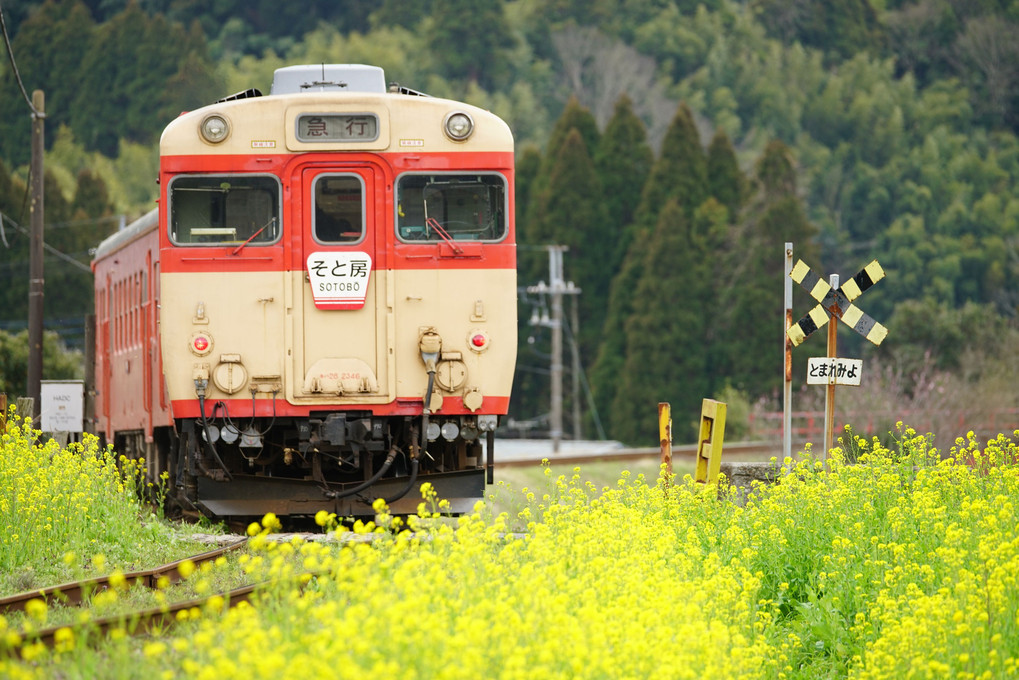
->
xmin=787 ymin=259 xmax=888 ymax=347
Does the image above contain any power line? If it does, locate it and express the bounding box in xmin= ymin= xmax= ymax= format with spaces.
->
xmin=0 ymin=0 xmax=41 ymax=117
xmin=0 ymin=212 xmax=91 ymax=273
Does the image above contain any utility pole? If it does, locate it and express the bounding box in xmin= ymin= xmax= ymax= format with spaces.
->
xmin=549 ymin=247 xmax=563 ymax=452
xmin=570 ymin=295 xmax=581 ymax=441
xmin=27 ymin=90 xmax=45 ymax=420
xmin=526 ymin=246 xmax=580 ymax=453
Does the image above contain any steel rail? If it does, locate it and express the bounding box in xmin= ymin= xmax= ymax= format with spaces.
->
xmin=494 ymin=440 xmax=786 ymax=468
xmin=25 ymin=581 xmax=266 ymax=652
xmin=0 ymin=538 xmax=248 ymax=615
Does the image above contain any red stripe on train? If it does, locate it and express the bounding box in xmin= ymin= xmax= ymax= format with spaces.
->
xmin=170 ymin=396 xmax=511 ymax=419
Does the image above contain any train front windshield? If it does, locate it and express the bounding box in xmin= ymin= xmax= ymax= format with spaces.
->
xmin=169 ymin=175 xmax=281 ymax=246
xmin=397 ymin=174 xmax=507 ymax=242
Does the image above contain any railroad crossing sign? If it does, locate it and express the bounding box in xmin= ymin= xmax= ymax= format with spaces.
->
xmin=787 ymin=259 xmax=888 ymax=347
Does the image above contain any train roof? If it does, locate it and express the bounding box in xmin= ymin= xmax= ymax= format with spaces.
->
xmin=92 ymin=208 xmax=158 ymax=265
xmin=270 ymin=64 xmax=386 ymax=95
xmin=161 ymin=64 xmax=513 ymax=157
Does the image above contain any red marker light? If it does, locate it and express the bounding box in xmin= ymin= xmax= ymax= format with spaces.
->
xmin=193 ymin=336 xmax=210 ymax=352
xmin=471 ymin=334 xmax=486 ymax=347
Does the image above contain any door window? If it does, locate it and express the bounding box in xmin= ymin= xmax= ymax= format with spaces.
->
xmin=314 ymin=174 xmax=365 ymax=244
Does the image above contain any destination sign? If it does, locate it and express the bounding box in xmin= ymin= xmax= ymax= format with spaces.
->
xmin=296 ymin=114 xmax=379 ymax=142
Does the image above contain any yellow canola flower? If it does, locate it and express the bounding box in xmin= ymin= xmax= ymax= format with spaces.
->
xmin=177 ymin=559 xmax=196 ymax=580
xmin=143 ymin=641 xmax=167 ymax=658
xmin=108 ymin=569 xmax=127 ymax=591
xmin=92 ymin=590 xmax=118 ymax=608
xmin=205 ymin=595 xmax=225 ymax=613
xmin=261 ymin=512 xmax=282 ymax=532
xmin=53 ymin=627 xmax=74 ymax=653
xmin=24 ymin=599 xmax=47 ymax=624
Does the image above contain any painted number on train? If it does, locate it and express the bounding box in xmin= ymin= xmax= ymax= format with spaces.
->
xmin=306 ymin=251 xmax=373 ymax=310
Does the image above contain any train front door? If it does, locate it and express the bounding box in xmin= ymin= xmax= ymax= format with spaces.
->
xmin=292 ymin=165 xmax=389 ymax=402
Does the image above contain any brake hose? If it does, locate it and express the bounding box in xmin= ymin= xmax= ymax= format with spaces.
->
xmin=381 ymin=456 xmax=419 ymax=504
xmin=195 ymin=380 xmax=233 ymax=481
xmin=324 ymin=447 xmax=398 ymax=500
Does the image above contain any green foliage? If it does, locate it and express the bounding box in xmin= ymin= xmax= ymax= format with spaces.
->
xmin=706 ymin=128 xmax=746 ymax=219
xmin=541 ymin=130 xmax=610 ymax=365
xmin=713 ymin=384 xmax=752 ymax=440
xmin=0 ymin=329 xmax=83 ymax=395
xmin=753 ymin=0 xmax=886 ymax=62
xmin=0 ymin=0 xmax=95 ymax=167
xmin=0 ymin=0 xmax=221 ymax=164
xmin=425 ymin=0 xmax=517 ymax=89
xmin=0 ymin=161 xmax=116 ymax=344
xmin=590 ymin=102 xmax=709 ymax=441
xmin=521 ymin=96 xmax=600 ymax=285
xmin=595 ymin=95 xmax=654 ymax=234
xmin=70 ymin=3 xmax=222 ymax=156
xmin=717 ymin=140 xmax=818 ymax=397
xmin=882 ymin=299 xmax=1007 ymax=374
xmin=610 ymin=199 xmax=707 ymax=444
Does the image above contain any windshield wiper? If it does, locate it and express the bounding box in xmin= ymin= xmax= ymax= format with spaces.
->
xmin=425 ymin=217 xmax=463 ymax=254
xmin=231 ymin=217 xmax=275 ymax=255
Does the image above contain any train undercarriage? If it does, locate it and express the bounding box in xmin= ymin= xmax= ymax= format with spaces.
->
xmin=117 ymin=412 xmax=495 ymax=520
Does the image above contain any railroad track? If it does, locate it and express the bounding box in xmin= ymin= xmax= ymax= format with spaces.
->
xmin=0 ymin=539 xmax=254 ymax=653
xmin=494 ymin=440 xmax=785 ymax=468
xmin=0 ymin=531 xmax=401 ymax=655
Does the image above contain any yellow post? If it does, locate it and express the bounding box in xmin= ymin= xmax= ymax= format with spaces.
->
xmin=695 ymin=399 xmax=727 ymax=484
xmin=659 ymin=402 xmax=672 ymax=482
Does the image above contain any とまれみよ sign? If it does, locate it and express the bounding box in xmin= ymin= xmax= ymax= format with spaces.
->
xmin=807 ymin=357 xmax=863 ymax=386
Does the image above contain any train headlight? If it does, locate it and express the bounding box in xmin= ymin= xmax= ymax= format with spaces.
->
xmin=426 ymin=421 xmax=441 ymax=442
xmin=443 ymin=111 xmax=474 ymax=141
xmin=440 ymin=421 xmax=459 ymax=441
xmin=460 ymin=422 xmax=479 ymax=441
xmin=200 ymin=114 xmax=230 ymax=143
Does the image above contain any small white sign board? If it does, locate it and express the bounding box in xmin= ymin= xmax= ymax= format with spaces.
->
xmin=40 ymin=380 xmax=84 ymax=432
xmin=306 ymin=251 xmax=373 ymax=310
xmin=807 ymin=358 xmax=863 ymax=386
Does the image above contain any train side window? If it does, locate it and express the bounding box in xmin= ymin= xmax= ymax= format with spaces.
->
xmin=169 ymin=174 xmax=281 ymax=246
xmin=313 ymin=175 xmax=364 ymax=243
xmin=396 ymin=173 xmax=507 ymax=242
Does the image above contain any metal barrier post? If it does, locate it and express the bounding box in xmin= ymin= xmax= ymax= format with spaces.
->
xmin=659 ymin=402 xmax=672 ymax=481
xmin=695 ymin=399 xmax=727 ymax=484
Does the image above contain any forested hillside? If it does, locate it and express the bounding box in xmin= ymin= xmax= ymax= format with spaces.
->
xmin=2 ymin=0 xmax=1018 ymax=444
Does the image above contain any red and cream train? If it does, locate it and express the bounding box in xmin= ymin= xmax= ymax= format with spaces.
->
xmin=91 ymin=64 xmax=517 ymax=518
